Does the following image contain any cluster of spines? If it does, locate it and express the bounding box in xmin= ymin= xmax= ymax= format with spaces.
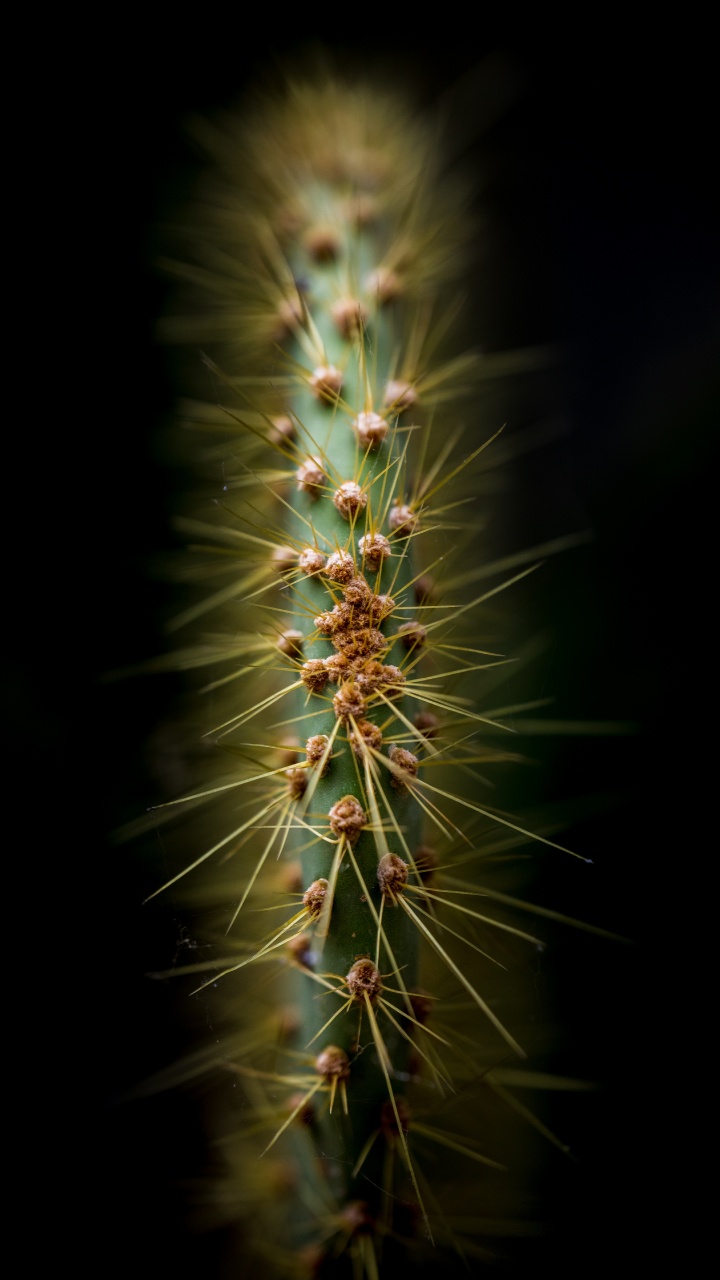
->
xmin=254 ymin=335 xmax=437 ymax=1252
xmin=148 ymin=77 xmax=600 ymax=1278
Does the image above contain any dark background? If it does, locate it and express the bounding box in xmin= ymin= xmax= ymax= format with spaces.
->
xmin=18 ymin=20 xmax=716 ymax=1279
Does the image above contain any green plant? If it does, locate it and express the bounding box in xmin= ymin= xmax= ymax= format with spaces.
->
xmin=140 ymin=66 xmax=614 ymax=1279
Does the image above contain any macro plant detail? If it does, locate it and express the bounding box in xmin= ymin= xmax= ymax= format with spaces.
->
xmin=139 ymin=68 xmax=613 ymax=1279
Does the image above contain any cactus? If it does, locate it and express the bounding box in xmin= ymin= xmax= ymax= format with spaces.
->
xmin=135 ymin=66 xmax=616 ymax=1279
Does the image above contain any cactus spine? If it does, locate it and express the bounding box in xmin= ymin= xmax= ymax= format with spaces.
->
xmin=147 ymin=72 xmax=594 ymax=1277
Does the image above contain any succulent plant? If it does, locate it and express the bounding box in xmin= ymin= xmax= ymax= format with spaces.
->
xmin=137 ymin=66 xmax=618 ymax=1279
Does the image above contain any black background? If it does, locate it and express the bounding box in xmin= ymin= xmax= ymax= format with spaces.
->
xmin=15 ymin=18 xmax=717 ymax=1279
